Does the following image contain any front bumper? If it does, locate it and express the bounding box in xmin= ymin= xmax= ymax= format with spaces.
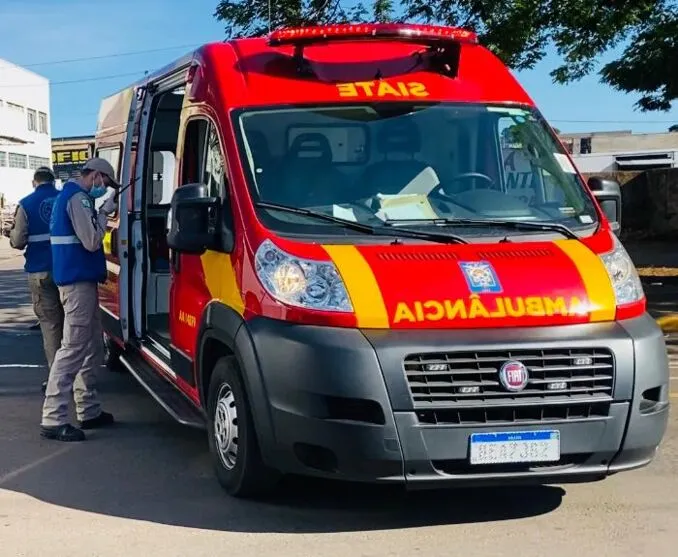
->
xmin=242 ymin=313 xmax=670 ymax=487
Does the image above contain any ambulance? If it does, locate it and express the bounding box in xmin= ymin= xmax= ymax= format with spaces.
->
xmin=94 ymin=23 xmax=670 ymax=497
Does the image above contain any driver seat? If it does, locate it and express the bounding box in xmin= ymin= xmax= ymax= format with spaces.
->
xmin=278 ymin=133 xmax=344 ymax=206
xmin=360 ymin=119 xmax=430 ymax=197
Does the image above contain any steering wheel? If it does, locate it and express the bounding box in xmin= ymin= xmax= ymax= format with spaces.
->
xmin=429 ymin=171 xmax=495 ymax=200
xmin=451 ymin=172 xmax=494 ymax=189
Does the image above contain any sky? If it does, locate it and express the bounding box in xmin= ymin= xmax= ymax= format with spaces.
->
xmin=0 ymin=0 xmax=676 ymax=138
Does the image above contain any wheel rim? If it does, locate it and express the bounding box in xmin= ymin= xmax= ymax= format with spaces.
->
xmin=214 ymin=383 xmax=239 ymax=470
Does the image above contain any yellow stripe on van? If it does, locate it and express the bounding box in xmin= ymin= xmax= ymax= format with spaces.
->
xmin=200 ymin=250 xmax=245 ymax=316
xmin=555 ymin=240 xmax=616 ymax=322
xmin=323 ymin=245 xmax=390 ymax=328
xmin=103 ymin=230 xmax=112 ymax=255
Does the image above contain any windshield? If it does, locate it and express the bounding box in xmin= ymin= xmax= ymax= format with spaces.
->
xmin=234 ymin=103 xmax=598 ymax=237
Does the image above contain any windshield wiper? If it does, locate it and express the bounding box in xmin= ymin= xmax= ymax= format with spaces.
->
xmin=255 ymin=202 xmax=468 ymax=244
xmin=384 ymin=217 xmax=580 ymax=240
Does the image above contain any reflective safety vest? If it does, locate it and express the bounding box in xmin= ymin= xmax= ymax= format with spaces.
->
xmin=50 ymin=181 xmax=107 ymax=286
xmin=18 ymin=183 xmax=58 ymax=273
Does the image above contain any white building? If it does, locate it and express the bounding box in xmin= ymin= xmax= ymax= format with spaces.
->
xmin=0 ymin=58 xmax=52 ymax=206
xmin=570 ymin=148 xmax=678 ymax=174
xmin=558 ymin=129 xmax=678 ymax=174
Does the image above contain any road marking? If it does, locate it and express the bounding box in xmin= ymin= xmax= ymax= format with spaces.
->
xmin=0 ymin=364 xmax=45 ymax=368
xmin=0 ymin=445 xmax=74 ymax=486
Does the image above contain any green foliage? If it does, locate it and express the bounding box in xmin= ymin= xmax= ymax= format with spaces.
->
xmin=214 ymin=0 xmax=677 ymax=111
xmin=600 ymin=11 xmax=678 ymax=111
xmin=213 ymin=0 xmax=368 ymax=37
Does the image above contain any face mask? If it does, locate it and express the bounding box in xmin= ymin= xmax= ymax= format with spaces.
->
xmin=90 ymin=179 xmax=107 ymax=199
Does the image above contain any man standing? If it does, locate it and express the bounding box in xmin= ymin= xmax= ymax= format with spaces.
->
xmin=9 ymin=167 xmax=63 ymax=392
xmin=41 ymin=158 xmax=118 ymax=442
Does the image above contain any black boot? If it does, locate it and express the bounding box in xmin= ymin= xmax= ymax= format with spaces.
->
xmin=40 ymin=424 xmax=86 ymax=442
xmin=79 ymin=411 xmax=115 ymax=430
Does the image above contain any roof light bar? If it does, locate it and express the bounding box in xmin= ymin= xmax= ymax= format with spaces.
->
xmin=268 ymin=23 xmax=478 ymax=46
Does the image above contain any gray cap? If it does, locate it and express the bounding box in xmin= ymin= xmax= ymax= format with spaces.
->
xmin=82 ymin=157 xmax=121 ymax=188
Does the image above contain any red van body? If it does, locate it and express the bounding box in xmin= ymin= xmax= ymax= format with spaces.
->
xmin=94 ymin=24 xmax=669 ymax=497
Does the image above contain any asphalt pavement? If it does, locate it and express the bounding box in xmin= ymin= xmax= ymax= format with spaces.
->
xmin=1 ymin=237 xmax=678 ymax=557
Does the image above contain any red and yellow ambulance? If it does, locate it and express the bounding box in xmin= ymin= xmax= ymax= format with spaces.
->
xmin=95 ymin=23 xmax=670 ymax=497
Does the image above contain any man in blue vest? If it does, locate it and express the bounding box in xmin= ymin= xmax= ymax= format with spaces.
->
xmin=41 ymin=157 xmax=119 ymax=442
xmin=9 ymin=167 xmax=64 ymax=392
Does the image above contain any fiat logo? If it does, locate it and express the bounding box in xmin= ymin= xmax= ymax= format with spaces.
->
xmin=499 ymin=361 xmax=529 ymax=392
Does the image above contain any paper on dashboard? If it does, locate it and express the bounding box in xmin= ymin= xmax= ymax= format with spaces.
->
xmin=332 ymin=205 xmax=359 ymax=221
xmin=375 ymin=193 xmax=439 ymax=221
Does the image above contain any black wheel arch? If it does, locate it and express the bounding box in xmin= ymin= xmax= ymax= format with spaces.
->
xmin=196 ymin=301 xmax=276 ymax=464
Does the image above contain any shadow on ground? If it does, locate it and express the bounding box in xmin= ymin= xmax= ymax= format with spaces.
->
xmin=0 ymin=243 xmax=565 ymax=533
xmin=0 ymin=344 xmax=565 ymax=534
xmin=0 ymin=268 xmax=35 ymax=328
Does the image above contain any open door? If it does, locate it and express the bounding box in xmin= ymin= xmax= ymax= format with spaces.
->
xmin=117 ymin=85 xmax=147 ymax=342
xmin=128 ymin=70 xmax=189 ymax=358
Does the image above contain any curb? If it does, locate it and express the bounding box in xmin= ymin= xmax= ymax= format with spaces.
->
xmin=657 ymin=315 xmax=678 ymax=332
xmin=0 ymin=327 xmax=41 ymax=336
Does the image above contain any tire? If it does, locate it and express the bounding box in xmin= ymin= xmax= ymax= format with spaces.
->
xmin=103 ymin=332 xmax=124 ymax=372
xmin=206 ymin=355 xmax=280 ymax=498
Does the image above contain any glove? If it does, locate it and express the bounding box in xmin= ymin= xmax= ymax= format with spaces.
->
xmin=100 ymin=195 xmax=118 ymax=215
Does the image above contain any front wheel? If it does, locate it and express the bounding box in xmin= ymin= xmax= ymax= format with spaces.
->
xmin=206 ymin=355 xmax=280 ymax=498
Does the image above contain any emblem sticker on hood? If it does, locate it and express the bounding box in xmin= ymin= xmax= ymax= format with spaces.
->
xmin=459 ymin=261 xmax=503 ymax=294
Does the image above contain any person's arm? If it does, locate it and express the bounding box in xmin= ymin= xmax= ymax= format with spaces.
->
xmin=67 ymin=192 xmax=109 ymax=252
xmin=8 ymin=205 xmax=29 ymax=250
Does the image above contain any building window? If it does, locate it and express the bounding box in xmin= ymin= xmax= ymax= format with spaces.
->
xmin=29 ymin=156 xmax=50 ymax=170
xmin=27 ymin=109 xmax=37 ymax=132
xmin=8 ymin=153 xmax=27 ymax=169
xmin=0 ymin=152 xmax=6 ymax=167
xmin=38 ymin=112 xmax=48 ymax=134
xmin=7 ymin=102 xmax=23 ymax=113
xmin=580 ymin=137 xmax=592 ymax=154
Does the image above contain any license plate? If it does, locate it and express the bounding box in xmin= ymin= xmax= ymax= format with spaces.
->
xmin=469 ymin=430 xmax=560 ymax=465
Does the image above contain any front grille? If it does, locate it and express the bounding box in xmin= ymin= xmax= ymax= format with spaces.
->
xmin=404 ymin=347 xmax=615 ymax=409
xmin=417 ymin=401 xmax=612 ymax=426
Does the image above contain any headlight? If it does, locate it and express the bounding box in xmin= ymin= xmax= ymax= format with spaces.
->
xmin=600 ymin=236 xmax=644 ymax=305
xmin=255 ymin=239 xmax=353 ymax=312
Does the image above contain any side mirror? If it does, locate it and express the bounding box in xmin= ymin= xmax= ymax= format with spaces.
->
xmin=167 ymin=183 xmax=220 ymax=254
xmin=588 ymin=176 xmax=622 ymax=235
